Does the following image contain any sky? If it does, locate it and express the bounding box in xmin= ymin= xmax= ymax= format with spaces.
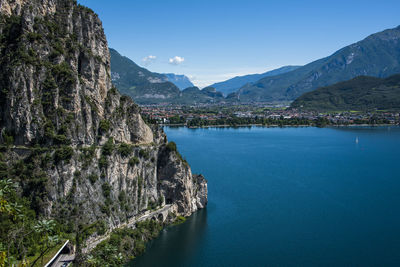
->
xmin=78 ymin=0 xmax=400 ymax=88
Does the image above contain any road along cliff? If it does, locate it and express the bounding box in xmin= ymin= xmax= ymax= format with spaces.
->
xmin=0 ymin=0 xmax=207 ymax=264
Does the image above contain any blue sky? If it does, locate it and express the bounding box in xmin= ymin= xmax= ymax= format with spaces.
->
xmin=78 ymin=0 xmax=400 ymax=87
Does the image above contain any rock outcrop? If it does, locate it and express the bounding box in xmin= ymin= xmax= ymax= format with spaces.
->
xmin=0 ymin=0 xmax=207 ymax=256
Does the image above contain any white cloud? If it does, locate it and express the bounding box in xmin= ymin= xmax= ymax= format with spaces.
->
xmin=168 ymin=56 xmax=185 ymax=65
xmin=142 ymin=55 xmax=157 ymax=66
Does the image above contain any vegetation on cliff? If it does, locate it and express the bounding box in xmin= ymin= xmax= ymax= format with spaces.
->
xmin=0 ymin=0 xmax=207 ymax=265
xmin=85 ymin=220 xmax=163 ymax=266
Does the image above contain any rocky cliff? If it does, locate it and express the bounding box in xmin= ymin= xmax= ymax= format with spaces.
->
xmin=0 ymin=0 xmax=207 ymax=261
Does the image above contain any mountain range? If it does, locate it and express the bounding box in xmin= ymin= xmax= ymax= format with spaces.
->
xmin=110 ymin=49 xmax=226 ymax=104
xmin=231 ymin=26 xmax=400 ymax=102
xmin=210 ymin=65 xmax=300 ymax=96
xmin=110 ymin=25 xmax=400 ymax=108
xmin=110 ymin=48 xmax=181 ymax=103
xmin=291 ymin=74 xmax=400 ymax=111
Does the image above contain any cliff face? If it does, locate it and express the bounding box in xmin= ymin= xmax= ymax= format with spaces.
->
xmin=0 ymin=0 xmax=152 ymax=145
xmin=0 ymin=0 xmax=207 ymax=255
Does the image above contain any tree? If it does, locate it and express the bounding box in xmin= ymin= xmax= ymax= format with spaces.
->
xmin=31 ymin=219 xmax=59 ymax=266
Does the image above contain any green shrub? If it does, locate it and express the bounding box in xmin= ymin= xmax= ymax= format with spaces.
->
xmin=78 ymin=221 xmax=99 ymax=244
xmin=128 ymin=157 xmax=139 ymax=167
xmin=44 ymin=121 xmax=54 ymax=139
xmin=102 ymin=138 xmax=114 ymax=156
xmin=99 ymin=155 xmax=108 ymax=169
xmin=139 ymin=149 xmax=149 ymax=159
xmin=27 ymin=32 xmax=42 ymax=42
xmin=109 ymin=86 xmax=117 ymax=95
xmin=165 ymin=142 xmax=188 ymax=165
xmin=158 ymin=196 xmax=164 ymax=207
xmin=52 ymin=62 xmax=75 ymax=85
xmin=88 ymin=173 xmax=98 ymax=184
xmin=100 ymin=204 xmax=110 ymax=216
xmin=0 ymin=161 xmax=8 ymax=178
xmin=102 ymin=182 xmax=111 ymax=198
xmin=98 ymin=119 xmax=110 ymax=133
xmin=53 ymin=41 xmax=64 ymax=55
xmin=53 ymin=134 xmax=70 ymax=145
xmin=173 ymin=216 xmax=187 ymax=225
xmin=40 ymin=152 xmax=52 ymax=168
xmin=118 ymin=191 xmax=126 ymax=203
xmin=120 ymin=95 xmax=130 ymax=103
xmin=54 ymin=146 xmax=73 ymax=163
xmin=87 ymin=220 xmax=163 ymax=265
xmin=166 ymin=142 xmax=177 ymax=152
xmin=42 ymin=76 xmax=57 ymax=110
xmin=118 ymin=143 xmax=132 ymax=157
xmin=96 ymin=220 xmax=107 ymax=235
xmin=104 ymin=198 xmax=112 ymax=207
xmin=66 ymin=113 xmax=74 ymax=124
xmin=2 ymin=131 xmax=14 ymax=146
xmin=80 ymin=144 xmax=96 ymax=168
xmin=147 ymin=200 xmax=157 ymax=211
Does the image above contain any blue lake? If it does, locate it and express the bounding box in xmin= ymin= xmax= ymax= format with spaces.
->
xmin=131 ymin=126 xmax=400 ymax=266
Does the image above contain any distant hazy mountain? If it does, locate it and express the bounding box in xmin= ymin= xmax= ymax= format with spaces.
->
xmin=110 ymin=48 xmax=180 ymax=104
xmin=234 ymin=25 xmax=400 ymax=102
xmin=110 ymin=48 xmax=225 ymax=104
xmin=164 ymin=73 xmax=194 ymax=90
xmin=210 ymin=66 xmax=300 ymax=96
xmin=291 ymin=74 xmax=400 ymax=111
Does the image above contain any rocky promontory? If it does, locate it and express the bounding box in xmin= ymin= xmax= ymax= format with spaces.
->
xmin=0 ymin=0 xmax=207 ymax=264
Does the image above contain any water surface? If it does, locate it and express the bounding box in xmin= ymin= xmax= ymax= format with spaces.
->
xmin=131 ymin=126 xmax=400 ymax=266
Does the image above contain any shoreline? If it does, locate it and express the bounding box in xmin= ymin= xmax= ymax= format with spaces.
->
xmin=162 ymin=123 xmax=398 ymax=129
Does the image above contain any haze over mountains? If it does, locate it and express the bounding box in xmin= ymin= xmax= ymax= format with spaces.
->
xmin=110 ymin=49 xmax=225 ymax=104
xmin=110 ymin=25 xmax=400 ymax=108
xmin=110 ymin=48 xmax=181 ymax=103
xmin=232 ymin=26 xmax=400 ymax=102
xmin=210 ymin=66 xmax=300 ymax=96
xmin=163 ymin=73 xmax=194 ymax=90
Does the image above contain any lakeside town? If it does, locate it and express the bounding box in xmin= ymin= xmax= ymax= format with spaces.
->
xmin=141 ymin=104 xmax=400 ymax=127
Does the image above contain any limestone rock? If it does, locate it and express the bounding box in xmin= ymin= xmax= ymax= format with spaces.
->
xmin=0 ymin=0 xmax=207 ymax=255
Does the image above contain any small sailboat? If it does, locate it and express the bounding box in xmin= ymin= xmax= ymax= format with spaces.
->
xmin=355 ymin=136 xmax=359 ymax=144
